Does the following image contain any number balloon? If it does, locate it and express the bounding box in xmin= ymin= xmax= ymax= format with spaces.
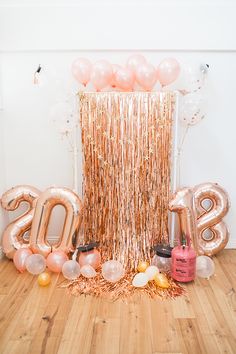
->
xmin=29 ymin=187 xmax=83 ymax=257
xmin=169 ymin=187 xmax=198 ymax=251
xmin=169 ymin=183 xmax=229 ymax=256
xmin=1 ymin=185 xmax=41 ymax=259
xmin=193 ymin=183 xmax=229 ymax=256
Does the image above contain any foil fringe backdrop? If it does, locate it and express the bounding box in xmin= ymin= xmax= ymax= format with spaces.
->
xmin=79 ymin=92 xmax=174 ymax=270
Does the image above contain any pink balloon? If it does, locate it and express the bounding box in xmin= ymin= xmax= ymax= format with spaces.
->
xmin=135 ymin=62 xmax=157 ymax=91
xmin=13 ymin=248 xmax=33 ymax=273
xmin=114 ymin=67 xmax=134 ymax=91
xmin=46 ymin=250 xmax=69 ymax=273
xmin=157 ymin=58 xmax=180 ymax=86
xmin=71 ymin=58 xmax=92 ymax=86
xmin=79 ymin=249 xmax=101 ymax=270
xmin=126 ymin=54 xmax=147 ymax=74
xmin=111 ymin=64 xmax=122 ymax=88
xmin=91 ymin=60 xmax=113 ymax=91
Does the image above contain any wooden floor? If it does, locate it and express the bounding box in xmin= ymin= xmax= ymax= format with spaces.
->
xmin=0 ymin=250 xmax=236 ymax=354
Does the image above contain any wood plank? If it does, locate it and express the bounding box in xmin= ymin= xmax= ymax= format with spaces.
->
xmin=0 ymin=250 xmax=236 ymax=354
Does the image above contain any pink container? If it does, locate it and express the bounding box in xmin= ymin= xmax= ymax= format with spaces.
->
xmin=171 ymin=235 xmax=196 ymax=282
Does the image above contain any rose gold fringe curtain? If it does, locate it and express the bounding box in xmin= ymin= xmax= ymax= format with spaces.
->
xmin=79 ymin=92 xmax=174 ymax=270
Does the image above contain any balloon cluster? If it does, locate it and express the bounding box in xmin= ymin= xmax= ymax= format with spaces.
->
xmin=71 ymin=55 xmax=180 ymax=92
xmin=132 ymin=260 xmax=170 ymax=289
xmin=13 ymin=242 xmax=125 ymax=287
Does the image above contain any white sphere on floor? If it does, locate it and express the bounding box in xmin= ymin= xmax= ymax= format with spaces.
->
xmin=196 ymin=256 xmax=215 ymax=278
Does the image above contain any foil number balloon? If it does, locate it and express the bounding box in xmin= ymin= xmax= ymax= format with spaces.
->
xmin=1 ymin=185 xmax=41 ymax=259
xmin=29 ymin=187 xmax=83 ymax=257
xmin=169 ymin=183 xmax=229 ymax=256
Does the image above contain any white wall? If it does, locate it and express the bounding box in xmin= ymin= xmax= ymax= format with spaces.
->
xmin=0 ymin=1 xmax=236 ymax=246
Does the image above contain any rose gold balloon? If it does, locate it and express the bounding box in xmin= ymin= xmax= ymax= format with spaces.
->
xmin=1 ymin=185 xmax=40 ymax=259
xmin=111 ymin=64 xmax=122 ymax=88
xmin=46 ymin=250 xmax=69 ymax=273
xmin=114 ymin=67 xmax=134 ymax=91
xmin=78 ymin=249 xmax=101 ymax=270
xmin=126 ymin=54 xmax=147 ymax=74
xmin=71 ymin=58 xmax=92 ymax=86
xmin=157 ymin=58 xmax=180 ymax=86
xmin=13 ymin=248 xmax=33 ymax=273
xmin=194 ymin=183 xmax=229 ymax=256
xmin=135 ymin=62 xmax=157 ymax=91
xmin=29 ymin=187 xmax=83 ymax=257
xmin=91 ymin=60 xmax=113 ymax=91
xmin=169 ymin=187 xmax=198 ymax=251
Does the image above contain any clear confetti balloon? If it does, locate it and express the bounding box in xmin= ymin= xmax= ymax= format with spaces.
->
xmin=102 ymin=260 xmax=125 ymax=283
xmin=196 ymin=256 xmax=215 ymax=278
xmin=181 ymin=93 xmax=205 ymax=126
xmin=25 ymin=254 xmax=46 ymax=275
xmin=62 ymin=260 xmax=80 ymax=280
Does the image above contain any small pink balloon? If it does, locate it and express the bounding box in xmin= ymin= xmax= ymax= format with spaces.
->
xmin=114 ymin=67 xmax=134 ymax=91
xmin=111 ymin=64 xmax=122 ymax=88
xmin=126 ymin=54 xmax=147 ymax=74
xmin=46 ymin=250 xmax=69 ymax=273
xmin=157 ymin=58 xmax=180 ymax=86
xmin=71 ymin=58 xmax=92 ymax=86
xmin=91 ymin=60 xmax=113 ymax=91
xmin=13 ymin=248 xmax=33 ymax=273
xmin=78 ymin=249 xmax=101 ymax=270
xmin=135 ymin=62 xmax=157 ymax=91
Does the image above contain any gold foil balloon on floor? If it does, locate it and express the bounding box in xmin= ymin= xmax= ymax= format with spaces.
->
xmin=29 ymin=187 xmax=83 ymax=257
xmin=1 ymin=185 xmax=41 ymax=259
xmin=154 ymin=273 xmax=170 ymax=289
xmin=38 ymin=272 xmax=51 ymax=287
xmin=137 ymin=261 xmax=149 ymax=273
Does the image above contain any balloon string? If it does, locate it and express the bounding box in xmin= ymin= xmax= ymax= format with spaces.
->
xmin=177 ymin=124 xmax=190 ymax=186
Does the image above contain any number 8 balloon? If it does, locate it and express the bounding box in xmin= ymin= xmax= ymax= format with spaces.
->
xmin=169 ymin=182 xmax=230 ymax=256
xmin=194 ymin=183 xmax=229 ymax=256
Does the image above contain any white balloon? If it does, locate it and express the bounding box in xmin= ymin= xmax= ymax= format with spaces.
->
xmin=145 ymin=265 xmax=159 ymax=280
xmin=196 ymin=256 xmax=215 ymax=278
xmin=132 ymin=273 xmax=149 ymax=287
xmin=62 ymin=260 xmax=80 ymax=280
xmin=80 ymin=264 xmax=97 ymax=278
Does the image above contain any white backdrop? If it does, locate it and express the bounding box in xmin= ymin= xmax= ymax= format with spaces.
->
xmin=0 ymin=0 xmax=236 ymax=247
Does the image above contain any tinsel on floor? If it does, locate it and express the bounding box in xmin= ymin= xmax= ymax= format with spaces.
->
xmin=60 ymin=271 xmax=185 ymax=302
